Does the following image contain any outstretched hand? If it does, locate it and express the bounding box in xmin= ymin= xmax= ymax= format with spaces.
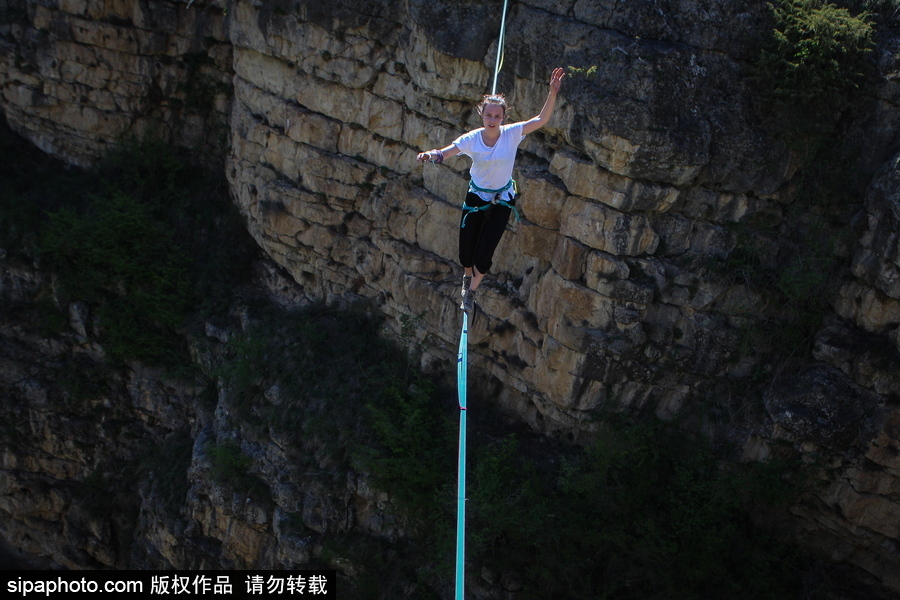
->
xmin=549 ymin=67 xmax=565 ymax=94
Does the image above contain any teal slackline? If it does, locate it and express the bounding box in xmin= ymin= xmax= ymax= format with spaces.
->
xmin=491 ymin=0 xmax=510 ymax=95
xmin=455 ymin=311 xmax=469 ymax=600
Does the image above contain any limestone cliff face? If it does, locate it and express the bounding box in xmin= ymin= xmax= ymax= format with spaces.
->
xmin=0 ymin=257 xmax=397 ymax=573
xmin=0 ymin=0 xmax=231 ymax=166
xmin=224 ymin=0 xmax=792 ymax=429
xmin=4 ymin=0 xmax=900 ymax=595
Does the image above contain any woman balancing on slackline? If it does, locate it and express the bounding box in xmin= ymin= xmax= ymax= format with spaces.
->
xmin=417 ymin=67 xmax=565 ymax=313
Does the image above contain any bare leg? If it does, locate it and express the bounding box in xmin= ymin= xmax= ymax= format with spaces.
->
xmin=470 ymin=267 xmax=486 ymax=292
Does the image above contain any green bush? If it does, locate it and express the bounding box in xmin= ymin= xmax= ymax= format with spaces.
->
xmin=466 ymin=436 xmax=547 ymax=565
xmin=40 ymin=190 xmax=192 ymax=363
xmin=94 ymin=137 xmax=254 ymax=318
xmin=213 ymin=303 xmax=446 ymax=475
xmin=358 ymin=382 xmax=813 ymax=600
xmin=359 ymin=379 xmax=454 ymax=513
xmin=138 ymin=429 xmax=194 ymax=517
xmin=482 ymin=420 xmax=805 ymax=600
xmin=207 ymin=440 xmax=270 ymax=501
xmin=0 ymin=120 xmax=95 ymax=255
xmin=754 ymin=0 xmax=874 ymax=137
xmin=2 ymin=132 xmax=256 ymax=365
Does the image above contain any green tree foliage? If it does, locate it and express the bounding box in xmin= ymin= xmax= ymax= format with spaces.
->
xmin=0 ymin=122 xmax=96 ymax=254
xmin=361 ymin=392 xmax=812 ymax=600
xmin=755 ymin=0 xmax=874 ymax=137
xmin=207 ymin=440 xmax=271 ymax=501
xmin=40 ymin=190 xmax=192 ymax=363
xmin=360 ymin=379 xmax=454 ymax=513
xmin=13 ymin=134 xmax=255 ymax=365
xmin=502 ymin=421 xmax=802 ymax=600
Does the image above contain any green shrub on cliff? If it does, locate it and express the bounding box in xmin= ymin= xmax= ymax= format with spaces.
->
xmin=207 ymin=440 xmax=271 ymax=502
xmin=0 ymin=120 xmax=95 ymax=256
xmin=355 ymin=377 xmax=810 ymax=600
xmin=30 ymin=136 xmax=253 ymax=365
xmin=41 ymin=189 xmax=192 ymax=363
xmin=451 ymin=419 xmax=804 ymax=600
xmin=754 ymin=0 xmax=874 ymax=138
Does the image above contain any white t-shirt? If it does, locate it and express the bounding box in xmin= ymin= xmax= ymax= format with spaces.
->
xmin=452 ymin=122 xmax=525 ymax=192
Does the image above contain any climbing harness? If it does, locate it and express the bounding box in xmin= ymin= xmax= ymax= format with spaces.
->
xmin=460 ymin=179 xmax=521 ymax=228
xmin=455 ymin=311 xmax=469 ymax=600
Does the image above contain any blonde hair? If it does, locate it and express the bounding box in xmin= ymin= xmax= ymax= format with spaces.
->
xmin=477 ymin=93 xmax=509 ymax=116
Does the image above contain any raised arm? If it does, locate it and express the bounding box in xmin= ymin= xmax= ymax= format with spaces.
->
xmin=417 ymin=144 xmax=461 ymax=164
xmin=521 ymin=67 xmax=565 ymax=135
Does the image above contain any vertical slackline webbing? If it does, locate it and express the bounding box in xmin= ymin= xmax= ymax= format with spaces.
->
xmin=454 ymin=311 xmax=469 ymax=600
xmin=491 ymin=0 xmax=510 ymax=96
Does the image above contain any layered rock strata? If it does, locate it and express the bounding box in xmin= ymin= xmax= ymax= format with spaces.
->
xmin=0 ymin=257 xmax=400 ymax=572
xmin=0 ymin=0 xmax=231 ymax=166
